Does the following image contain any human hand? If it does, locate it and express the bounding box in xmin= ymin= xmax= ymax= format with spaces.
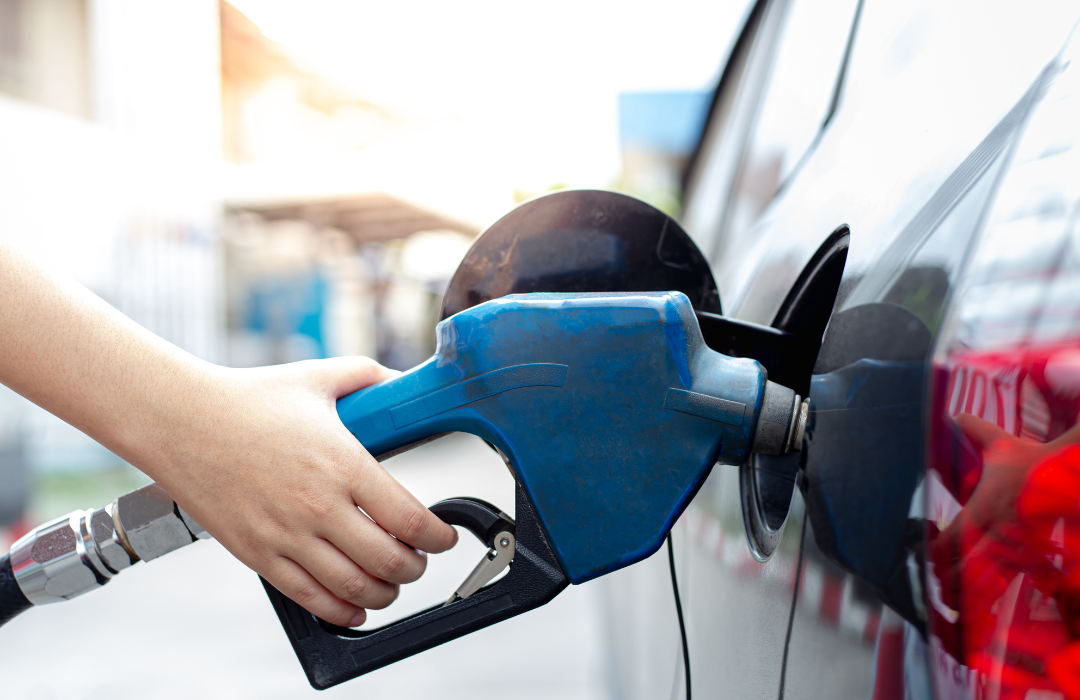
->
xmin=931 ymin=414 xmax=1079 ymax=594
xmin=928 ymin=413 xmax=1080 ymax=690
xmin=0 ymin=246 xmax=457 ymax=626
xmin=132 ymin=357 xmax=459 ymax=628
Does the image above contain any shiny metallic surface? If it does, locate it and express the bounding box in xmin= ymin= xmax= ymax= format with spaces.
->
xmin=8 ymin=512 xmax=104 ymax=605
xmin=75 ymin=510 xmax=112 ymax=583
xmin=9 ymin=482 xmax=204 ymax=607
xmin=178 ymin=506 xmax=211 ymax=540
xmin=445 ymin=530 xmax=516 ymax=605
xmin=115 ymin=484 xmax=195 ymax=562
xmin=92 ymin=506 xmax=132 ymax=573
xmin=791 ymin=398 xmax=808 ymax=450
xmin=93 ymin=503 xmax=132 ymax=574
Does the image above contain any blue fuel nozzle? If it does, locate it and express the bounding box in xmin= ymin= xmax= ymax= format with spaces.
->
xmin=338 ymin=291 xmax=797 ymax=582
xmin=265 ymin=291 xmax=805 ymax=688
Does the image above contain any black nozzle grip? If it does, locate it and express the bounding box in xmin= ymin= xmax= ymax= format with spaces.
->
xmin=430 ymin=497 xmax=514 ymax=547
xmin=262 ymin=483 xmax=569 ymax=690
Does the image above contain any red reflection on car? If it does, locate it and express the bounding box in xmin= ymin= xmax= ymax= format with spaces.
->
xmin=928 ymin=342 xmax=1080 ymax=699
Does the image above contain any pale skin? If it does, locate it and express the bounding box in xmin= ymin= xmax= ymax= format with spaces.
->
xmin=0 ymin=242 xmax=457 ymax=627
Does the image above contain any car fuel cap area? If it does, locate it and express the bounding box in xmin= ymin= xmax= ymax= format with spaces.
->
xmin=440 ymin=189 xmax=722 ymax=319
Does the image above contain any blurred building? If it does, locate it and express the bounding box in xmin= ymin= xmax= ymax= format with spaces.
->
xmin=224 ymin=195 xmax=475 ymax=370
xmin=616 ymin=90 xmax=712 ymax=215
xmin=218 ymin=4 xmax=478 ymax=370
xmin=0 ymin=0 xmax=222 ymax=517
xmin=0 ymin=0 xmax=477 ymax=545
xmin=219 ymin=1 xmax=400 ymax=164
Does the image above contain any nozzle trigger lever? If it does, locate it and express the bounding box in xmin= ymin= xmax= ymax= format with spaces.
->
xmin=428 ymin=498 xmax=516 ymax=605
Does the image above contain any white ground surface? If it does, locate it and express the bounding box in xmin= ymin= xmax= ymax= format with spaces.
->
xmin=0 ymin=434 xmax=608 ymax=699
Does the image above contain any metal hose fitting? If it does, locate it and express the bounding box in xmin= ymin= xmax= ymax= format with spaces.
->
xmin=7 ymin=483 xmax=210 ymax=606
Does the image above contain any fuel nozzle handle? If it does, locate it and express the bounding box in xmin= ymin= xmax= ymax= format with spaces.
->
xmin=0 ymin=482 xmax=210 ymax=627
xmin=336 ymin=292 xmax=803 ymax=587
xmin=271 ymin=292 xmax=808 ymax=689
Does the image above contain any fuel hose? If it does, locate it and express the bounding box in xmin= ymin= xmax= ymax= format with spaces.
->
xmin=0 ymin=483 xmax=209 ymax=630
xmin=0 ymin=552 xmax=31 ymax=628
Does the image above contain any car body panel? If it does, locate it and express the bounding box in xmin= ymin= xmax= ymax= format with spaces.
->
xmin=601 ymin=1 xmax=1080 ymax=698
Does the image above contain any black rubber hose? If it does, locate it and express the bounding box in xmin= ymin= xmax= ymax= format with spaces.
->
xmin=0 ymin=551 xmax=31 ymax=627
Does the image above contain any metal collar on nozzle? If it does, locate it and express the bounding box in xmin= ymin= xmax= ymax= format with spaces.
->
xmin=752 ymin=381 xmax=809 ymax=455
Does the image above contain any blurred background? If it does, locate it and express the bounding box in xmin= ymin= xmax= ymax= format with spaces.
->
xmin=0 ymin=0 xmax=746 ymax=696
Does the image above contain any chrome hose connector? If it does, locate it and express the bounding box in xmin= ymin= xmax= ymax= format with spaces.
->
xmin=8 ymin=483 xmax=209 ymax=606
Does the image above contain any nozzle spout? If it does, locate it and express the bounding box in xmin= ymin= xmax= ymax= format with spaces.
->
xmin=752 ymin=381 xmax=808 ymax=455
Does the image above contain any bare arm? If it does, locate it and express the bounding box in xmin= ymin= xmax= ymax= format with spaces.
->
xmin=0 ymin=242 xmax=456 ymax=627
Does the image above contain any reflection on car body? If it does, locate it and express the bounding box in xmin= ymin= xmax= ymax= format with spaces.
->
xmin=600 ymin=0 xmax=1080 ymax=698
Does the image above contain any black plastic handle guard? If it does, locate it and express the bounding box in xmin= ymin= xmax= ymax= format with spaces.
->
xmin=428 ymin=497 xmax=515 ymax=549
xmin=262 ymin=483 xmax=570 ymax=690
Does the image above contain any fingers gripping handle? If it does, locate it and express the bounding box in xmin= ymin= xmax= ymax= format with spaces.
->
xmin=336 ymin=359 xmax=450 ymax=459
xmin=434 ymin=499 xmax=517 ymax=606
xmin=262 ymin=484 xmax=569 ymax=690
xmin=429 ymin=498 xmax=515 ymax=548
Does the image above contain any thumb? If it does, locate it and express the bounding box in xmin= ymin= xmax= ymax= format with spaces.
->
xmin=309 ymin=356 xmax=400 ymax=398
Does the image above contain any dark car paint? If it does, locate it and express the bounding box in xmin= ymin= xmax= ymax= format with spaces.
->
xmin=601 ymin=1 xmax=1080 ymax=699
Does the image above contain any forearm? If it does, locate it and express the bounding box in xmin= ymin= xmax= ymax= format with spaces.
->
xmin=0 ymin=241 xmax=457 ymax=625
xmin=0 ymin=241 xmax=215 ymax=478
